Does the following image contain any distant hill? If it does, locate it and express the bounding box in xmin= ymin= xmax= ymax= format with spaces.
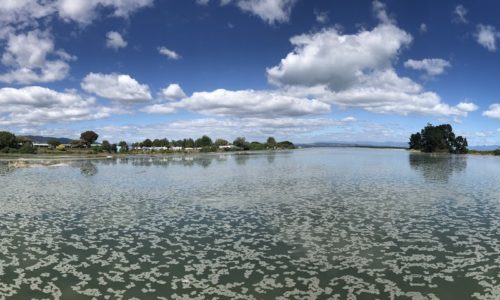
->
xmin=469 ymin=145 xmax=500 ymax=151
xmin=297 ymin=141 xmax=408 ymax=149
xmin=22 ymin=135 xmax=74 ymax=144
xmin=298 ymin=141 xmax=499 ymax=151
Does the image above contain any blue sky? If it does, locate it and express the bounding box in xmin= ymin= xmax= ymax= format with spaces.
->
xmin=1 ymin=0 xmax=500 ymax=145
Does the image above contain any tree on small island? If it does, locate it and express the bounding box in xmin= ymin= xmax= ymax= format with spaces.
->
xmin=409 ymin=123 xmax=468 ymax=154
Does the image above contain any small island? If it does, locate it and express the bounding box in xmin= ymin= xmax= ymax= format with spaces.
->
xmin=0 ymin=130 xmax=296 ymax=156
xmin=409 ymin=123 xmax=500 ymax=155
xmin=409 ymin=123 xmax=469 ymax=154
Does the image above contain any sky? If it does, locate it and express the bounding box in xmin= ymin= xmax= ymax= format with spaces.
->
xmin=1 ymin=0 xmax=500 ymax=145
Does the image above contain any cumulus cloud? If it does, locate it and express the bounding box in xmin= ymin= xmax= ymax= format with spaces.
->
xmin=0 ymin=86 xmax=117 ymax=126
xmin=158 ymin=84 xmax=187 ymax=101
xmin=56 ymin=0 xmax=154 ymax=24
xmin=267 ymin=24 xmax=412 ymax=89
xmin=483 ymin=104 xmax=500 ymax=119
xmin=475 ymin=25 xmax=499 ymax=51
xmin=372 ymin=0 xmax=393 ymax=24
xmin=158 ymin=46 xmax=181 ymax=60
xmin=456 ymin=102 xmax=478 ymax=112
xmin=221 ymin=0 xmax=297 ymax=24
xmin=284 ymin=71 xmax=476 ymax=117
xmin=453 ymin=4 xmax=468 ymax=24
xmin=0 ymin=30 xmax=74 ymax=84
xmin=106 ymin=31 xmax=127 ymax=50
xmin=81 ymin=73 xmax=152 ymax=103
xmin=171 ymin=88 xmax=331 ymax=118
xmin=0 ymin=0 xmax=153 ymax=27
xmin=264 ymin=2 xmax=478 ymax=118
xmin=404 ymin=58 xmax=451 ymax=77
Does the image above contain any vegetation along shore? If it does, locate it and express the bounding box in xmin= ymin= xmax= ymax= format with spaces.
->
xmin=0 ymin=130 xmax=295 ymax=157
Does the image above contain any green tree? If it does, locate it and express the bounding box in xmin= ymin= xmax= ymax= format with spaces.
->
xmin=452 ymin=136 xmax=468 ymax=154
xmin=409 ymin=133 xmax=422 ymax=150
xmin=47 ymin=139 xmax=61 ymax=149
xmin=118 ymin=141 xmax=129 ymax=152
xmin=195 ymin=135 xmax=213 ymax=147
xmin=249 ymin=141 xmax=266 ymax=150
xmin=80 ymin=131 xmax=99 ymax=148
xmin=101 ymin=140 xmax=112 ymax=153
xmin=409 ymin=124 xmax=468 ymax=154
xmin=214 ymin=138 xmax=229 ymax=146
xmin=277 ymin=141 xmax=295 ymax=149
xmin=142 ymin=139 xmax=153 ymax=147
xmin=0 ymin=131 xmax=17 ymax=149
xmin=266 ymin=137 xmax=277 ymax=149
xmin=185 ymin=138 xmax=195 ymax=148
xmin=233 ymin=137 xmax=250 ymax=150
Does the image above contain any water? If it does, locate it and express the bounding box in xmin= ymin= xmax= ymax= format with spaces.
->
xmin=0 ymin=148 xmax=499 ymax=299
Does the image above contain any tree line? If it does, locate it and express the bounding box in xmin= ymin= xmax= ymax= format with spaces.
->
xmin=1 ymin=130 xmax=295 ymax=154
xmin=130 ymin=135 xmax=295 ymax=152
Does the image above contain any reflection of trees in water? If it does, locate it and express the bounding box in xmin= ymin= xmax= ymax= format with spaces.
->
xmin=267 ymin=153 xmax=276 ymax=164
xmin=234 ymin=154 xmax=250 ymax=165
xmin=409 ymin=153 xmax=467 ymax=182
xmin=74 ymin=161 xmax=98 ymax=177
xmin=0 ymin=161 xmax=14 ymax=176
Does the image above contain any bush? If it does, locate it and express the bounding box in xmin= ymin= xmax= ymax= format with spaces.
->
xmin=56 ymin=144 xmax=66 ymax=151
xmin=18 ymin=144 xmax=36 ymax=154
xmin=494 ymin=149 xmax=500 ymax=156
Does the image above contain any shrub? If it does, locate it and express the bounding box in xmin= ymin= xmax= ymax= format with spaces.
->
xmin=18 ymin=144 xmax=36 ymax=154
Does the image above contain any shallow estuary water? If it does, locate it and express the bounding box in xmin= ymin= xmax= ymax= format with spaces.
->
xmin=0 ymin=148 xmax=499 ymax=299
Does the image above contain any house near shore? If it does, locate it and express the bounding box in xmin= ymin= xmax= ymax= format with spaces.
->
xmin=219 ymin=144 xmax=236 ymax=150
xmin=33 ymin=143 xmax=50 ymax=148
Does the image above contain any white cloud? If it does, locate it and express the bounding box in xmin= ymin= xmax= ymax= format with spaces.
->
xmin=264 ymin=2 xmax=478 ymax=118
xmin=145 ymin=88 xmax=331 ymax=117
xmin=0 ymin=86 xmax=117 ymax=126
xmin=196 ymin=0 xmax=210 ymax=5
xmin=222 ymin=0 xmax=297 ymax=24
xmin=176 ymin=88 xmax=330 ymax=117
xmin=0 ymin=0 xmax=154 ymax=27
xmin=456 ymin=102 xmax=478 ymax=112
xmin=419 ymin=23 xmax=427 ymax=33
xmin=267 ymin=24 xmax=412 ymax=89
xmin=483 ymin=104 xmax=500 ymax=119
xmin=0 ymin=30 xmax=74 ymax=84
xmin=158 ymin=46 xmax=181 ymax=60
xmin=372 ymin=0 xmax=393 ymax=24
xmin=286 ymin=70 xmax=476 ymax=117
xmin=314 ymin=11 xmax=329 ymax=24
xmin=81 ymin=73 xmax=152 ymax=103
xmin=404 ymin=58 xmax=451 ymax=77
xmin=57 ymin=0 xmax=154 ymax=24
xmin=140 ymin=104 xmax=177 ymax=114
xmin=453 ymin=4 xmax=468 ymax=24
xmin=475 ymin=25 xmax=499 ymax=51
xmin=158 ymin=83 xmax=187 ymax=101
xmin=0 ymin=1 xmax=55 ymax=28
xmin=106 ymin=31 xmax=127 ymax=50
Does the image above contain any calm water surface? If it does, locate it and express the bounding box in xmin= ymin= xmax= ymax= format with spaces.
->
xmin=0 ymin=148 xmax=499 ymax=299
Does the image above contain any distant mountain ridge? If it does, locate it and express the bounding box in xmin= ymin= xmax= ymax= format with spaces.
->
xmin=297 ymin=141 xmax=408 ymax=149
xmin=298 ymin=141 xmax=500 ymax=151
xmin=22 ymin=135 xmax=74 ymax=144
